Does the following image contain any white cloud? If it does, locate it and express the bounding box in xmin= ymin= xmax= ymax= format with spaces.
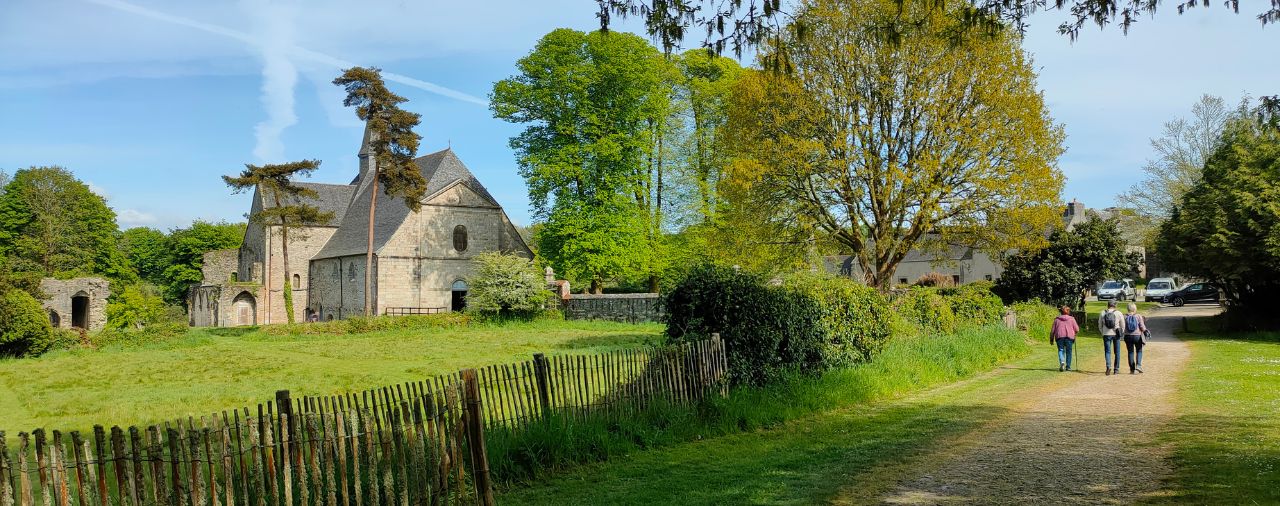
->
xmin=85 ymin=181 xmax=111 ymax=199
xmin=117 ymin=208 xmax=157 ymax=226
xmin=243 ymin=0 xmax=300 ymax=163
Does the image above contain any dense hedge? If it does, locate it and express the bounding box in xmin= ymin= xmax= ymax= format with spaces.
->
xmin=783 ymin=273 xmax=894 ymax=366
xmin=940 ymin=281 xmax=1006 ymax=327
xmin=263 ymin=312 xmax=474 ymax=336
xmin=663 ymin=265 xmax=825 ymax=386
xmin=893 ymin=288 xmax=958 ymax=334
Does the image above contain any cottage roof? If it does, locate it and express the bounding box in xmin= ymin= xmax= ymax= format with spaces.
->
xmin=313 ymin=148 xmax=501 ymax=260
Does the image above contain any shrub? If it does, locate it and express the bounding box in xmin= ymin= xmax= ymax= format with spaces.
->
xmin=106 ymin=283 xmax=169 ymax=329
xmin=942 ymin=281 xmax=1005 ymax=327
xmin=465 ymin=253 xmax=556 ymax=318
xmin=263 ymin=312 xmax=472 ymax=336
xmin=891 ymin=287 xmax=957 ymax=335
xmin=913 ymin=272 xmax=954 ymax=288
xmin=93 ymin=321 xmax=189 ymax=348
xmin=663 ymin=264 xmax=824 ymax=386
xmin=0 ymin=289 xmax=54 ymax=357
xmin=1011 ymin=301 xmax=1058 ymax=337
xmin=782 ymin=273 xmax=895 ymax=365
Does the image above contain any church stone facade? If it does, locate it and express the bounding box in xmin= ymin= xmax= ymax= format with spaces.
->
xmin=189 ymin=129 xmax=532 ymax=326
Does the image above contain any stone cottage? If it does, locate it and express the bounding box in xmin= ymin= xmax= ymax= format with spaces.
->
xmin=40 ymin=277 xmax=110 ymax=331
xmin=189 ymin=126 xmax=532 ymax=326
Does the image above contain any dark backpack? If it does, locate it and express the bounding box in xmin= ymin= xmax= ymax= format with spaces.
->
xmin=1126 ymin=314 xmax=1140 ymax=333
xmin=1103 ymin=311 xmax=1117 ymax=330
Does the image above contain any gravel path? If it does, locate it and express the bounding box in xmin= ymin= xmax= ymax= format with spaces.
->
xmin=879 ymin=305 xmax=1219 ymax=505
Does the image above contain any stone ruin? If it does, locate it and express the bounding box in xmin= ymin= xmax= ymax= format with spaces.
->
xmin=39 ymin=277 xmax=111 ymax=332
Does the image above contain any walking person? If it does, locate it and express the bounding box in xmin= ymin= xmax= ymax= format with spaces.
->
xmin=1097 ymin=300 xmax=1126 ymax=376
xmin=1123 ymin=302 xmax=1149 ymax=374
xmin=1050 ymin=305 xmax=1080 ymax=372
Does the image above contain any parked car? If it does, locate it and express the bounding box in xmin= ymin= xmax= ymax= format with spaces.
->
xmin=1144 ymin=277 xmax=1178 ymax=303
xmin=1097 ymin=279 xmax=1136 ymax=301
xmin=1167 ymin=282 xmax=1220 ymax=307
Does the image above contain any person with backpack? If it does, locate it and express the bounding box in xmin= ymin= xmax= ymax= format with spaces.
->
xmin=1097 ymin=300 xmax=1126 ymax=376
xmin=1124 ymin=302 xmax=1149 ymax=374
xmin=1050 ymin=305 xmax=1080 ymax=372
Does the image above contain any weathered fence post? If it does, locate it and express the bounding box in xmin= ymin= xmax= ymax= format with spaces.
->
xmin=460 ymin=369 xmax=495 ymax=506
xmin=533 ymin=354 xmax=552 ymax=417
xmin=710 ymin=333 xmax=728 ymax=397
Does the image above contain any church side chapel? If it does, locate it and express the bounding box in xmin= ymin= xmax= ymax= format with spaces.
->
xmin=188 ymin=126 xmax=532 ymax=327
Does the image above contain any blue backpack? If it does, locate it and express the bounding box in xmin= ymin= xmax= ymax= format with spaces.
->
xmin=1125 ymin=314 xmax=1140 ymax=333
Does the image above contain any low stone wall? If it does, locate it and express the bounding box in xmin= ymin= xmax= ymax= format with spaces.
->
xmin=561 ymin=293 xmax=663 ymax=324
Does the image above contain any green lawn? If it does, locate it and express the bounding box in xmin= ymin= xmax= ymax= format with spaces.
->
xmin=1148 ymin=323 xmax=1280 ymax=504
xmin=0 ymin=319 xmax=662 ymax=433
xmin=497 ymin=325 xmax=1061 ymax=503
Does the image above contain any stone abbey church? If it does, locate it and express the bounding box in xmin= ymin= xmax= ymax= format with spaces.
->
xmin=189 ymin=128 xmax=533 ymax=327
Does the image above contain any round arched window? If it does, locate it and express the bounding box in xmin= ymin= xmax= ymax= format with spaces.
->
xmin=453 ymin=225 xmax=468 ymax=252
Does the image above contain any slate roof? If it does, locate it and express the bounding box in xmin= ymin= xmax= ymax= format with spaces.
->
xmin=255 ymin=182 xmax=353 ymax=227
xmin=313 ymin=148 xmax=501 ymax=260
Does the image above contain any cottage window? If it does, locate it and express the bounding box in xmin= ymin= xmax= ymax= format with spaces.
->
xmin=453 ymin=225 xmax=468 ymax=252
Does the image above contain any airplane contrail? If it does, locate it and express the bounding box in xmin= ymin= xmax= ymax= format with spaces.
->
xmin=82 ymin=0 xmax=488 ymax=106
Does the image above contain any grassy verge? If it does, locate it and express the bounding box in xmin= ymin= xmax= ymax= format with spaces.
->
xmin=494 ymin=324 xmax=1038 ymax=496
xmin=0 ymin=319 xmax=662 ymax=433
xmin=1147 ymin=321 xmax=1280 ymax=504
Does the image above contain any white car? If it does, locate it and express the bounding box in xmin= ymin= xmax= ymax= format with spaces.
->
xmin=1097 ymin=279 xmax=1136 ymax=301
xmin=1144 ymin=278 xmax=1178 ymax=303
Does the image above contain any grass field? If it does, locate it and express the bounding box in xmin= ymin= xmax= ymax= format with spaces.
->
xmin=0 ymin=319 xmax=662 ymax=433
xmin=497 ymin=324 xmax=1047 ymax=502
xmin=1149 ymin=322 xmax=1280 ymax=504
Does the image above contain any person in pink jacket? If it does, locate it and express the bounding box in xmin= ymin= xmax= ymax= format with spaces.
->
xmin=1050 ymin=305 xmax=1081 ymax=372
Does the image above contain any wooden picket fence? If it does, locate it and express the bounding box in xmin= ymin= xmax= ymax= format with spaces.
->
xmin=470 ymin=335 xmax=728 ymax=430
xmin=0 ymin=337 xmax=728 ymax=506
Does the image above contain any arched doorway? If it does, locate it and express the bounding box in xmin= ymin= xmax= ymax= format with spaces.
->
xmin=232 ymin=291 xmax=257 ymax=326
xmin=49 ymin=310 xmax=61 ymax=328
xmin=451 ymin=280 xmax=468 ymax=312
xmin=71 ymin=291 xmax=89 ymax=329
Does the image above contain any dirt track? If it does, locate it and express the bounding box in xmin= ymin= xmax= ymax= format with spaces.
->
xmin=878 ymin=305 xmax=1219 ymax=505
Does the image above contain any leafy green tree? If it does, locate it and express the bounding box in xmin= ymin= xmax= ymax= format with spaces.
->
xmin=0 ymin=288 xmax=53 ymax=357
xmin=1157 ymin=112 xmax=1280 ymax=327
xmin=120 ymin=227 xmax=169 ymax=286
xmin=106 ymin=283 xmax=168 ymax=330
xmin=492 ymin=29 xmax=675 ymax=293
xmin=1114 ymin=95 xmax=1232 ymax=246
xmin=722 ymin=0 xmax=1065 ymax=288
xmin=670 ymin=49 xmax=742 ymax=228
xmin=995 ymin=215 xmax=1140 ymax=308
xmin=464 ymin=252 xmax=555 ymax=318
xmin=160 ymin=221 xmax=246 ymax=305
xmin=595 ymin=0 xmax=1278 ymax=56
xmin=0 ymin=166 xmax=134 ymax=283
xmin=223 ymin=160 xmax=334 ymax=323
xmin=333 ymin=67 xmax=428 ymax=316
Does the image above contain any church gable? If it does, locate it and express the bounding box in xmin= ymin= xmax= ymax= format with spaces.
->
xmin=424 ymin=181 xmax=500 ymax=209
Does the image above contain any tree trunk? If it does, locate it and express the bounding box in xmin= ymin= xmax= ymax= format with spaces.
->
xmin=365 ymin=173 xmax=378 ymax=316
xmin=590 ymin=277 xmax=603 ymax=295
xmin=275 ymin=191 xmax=296 ymax=324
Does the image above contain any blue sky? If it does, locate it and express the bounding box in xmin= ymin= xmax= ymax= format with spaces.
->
xmin=0 ymin=0 xmax=1276 ymax=231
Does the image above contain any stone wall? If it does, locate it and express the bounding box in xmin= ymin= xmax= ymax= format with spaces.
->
xmin=257 ymin=225 xmax=336 ymax=324
xmin=561 ymin=293 xmax=663 ymax=324
xmin=308 ymin=255 xmax=371 ymax=320
xmin=188 ymin=284 xmax=262 ymax=327
xmin=201 ymin=249 xmax=239 ymax=285
xmin=39 ymin=277 xmax=111 ymax=331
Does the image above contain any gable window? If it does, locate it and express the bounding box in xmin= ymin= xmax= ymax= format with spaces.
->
xmin=453 ymin=225 xmax=468 ymax=252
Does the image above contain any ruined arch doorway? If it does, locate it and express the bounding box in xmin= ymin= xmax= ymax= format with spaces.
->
xmin=451 ymin=280 xmax=468 ymax=312
xmin=49 ymin=310 xmax=61 ymax=328
xmin=71 ymin=291 xmax=89 ymax=329
xmin=232 ymin=291 xmax=257 ymax=326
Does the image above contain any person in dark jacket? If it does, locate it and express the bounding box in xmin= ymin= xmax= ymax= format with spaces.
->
xmin=1097 ymin=300 xmax=1127 ymax=376
xmin=1123 ymin=302 xmax=1148 ymax=374
xmin=1050 ymin=305 xmax=1080 ymax=372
